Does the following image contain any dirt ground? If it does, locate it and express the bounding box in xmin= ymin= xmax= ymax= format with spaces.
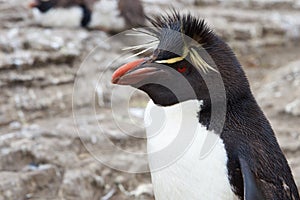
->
xmin=0 ymin=0 xmax=300 ymax=199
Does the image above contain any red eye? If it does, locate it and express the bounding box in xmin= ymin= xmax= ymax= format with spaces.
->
xmin=177 ymin=66 xmax=187 ymax=73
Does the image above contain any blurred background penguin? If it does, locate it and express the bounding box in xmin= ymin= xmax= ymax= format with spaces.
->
xmin=29 ymin=0 xmax=145 ymax=31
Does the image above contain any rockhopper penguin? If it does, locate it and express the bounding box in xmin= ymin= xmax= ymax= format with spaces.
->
xmin=111 ymin=11 xmax=300 ymax=199
xmin=29 ymin=0 xmax=145 ymax=30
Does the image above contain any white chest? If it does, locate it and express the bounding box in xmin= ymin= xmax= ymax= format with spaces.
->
xmin=144 ymin=100 xmax=238 ymax=200
xmin=32 ymin=7 xmax=83 ymax=27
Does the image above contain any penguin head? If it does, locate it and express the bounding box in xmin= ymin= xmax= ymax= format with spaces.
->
xmin=112 ymin=11 xmax=250 ymax=107
xmin=29 ymin=0 xmax=57 ymax=13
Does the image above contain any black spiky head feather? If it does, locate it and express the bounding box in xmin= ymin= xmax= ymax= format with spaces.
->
xmin=135 ymin=11 xmax=219 ymax=73
xmin=144 ymin=11 xmax=251 ymax=96
xmin=147 ymin=11 xmax=215 ymax=47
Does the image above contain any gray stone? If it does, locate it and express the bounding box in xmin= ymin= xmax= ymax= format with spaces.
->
xmin=58 ymin=168 xmax=102 ymax=199
xmin=130 ymin=184 xmax=154 ymax=198
xmin=285 ymin=100 xmax=300 ymax=117
xmin=0 ymin=172 xmax=26 ymax=200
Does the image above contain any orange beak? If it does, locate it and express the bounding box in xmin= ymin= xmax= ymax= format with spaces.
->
xmin=111 ymin=58 xmax=145 ymax=84
xmin=28 ymin=1 xmax=38 ymax=8
xmin=111 ymin=58 xmax=166 ymax=86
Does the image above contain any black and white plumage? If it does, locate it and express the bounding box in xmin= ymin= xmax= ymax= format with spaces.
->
xmin=29 ymin=0 xmax=145 ymax=30
xmin=29 ymin=0 xmax=94 ymax=27
xmin=112 ymin=11 xmax=300 ymax=200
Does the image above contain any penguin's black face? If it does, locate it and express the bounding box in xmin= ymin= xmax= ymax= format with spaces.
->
xmin=140 ymin=58 xmax=210 ymax=106
xmin=112 ymin=50 xmax=210 ymax=106
xmin=29 ymin=0 xmax=57 ymax=13
xmin=138 ymin=57 xmax=201 ymax=106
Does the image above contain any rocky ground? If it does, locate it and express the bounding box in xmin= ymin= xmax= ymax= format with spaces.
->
xmin=0 ymin=0 xmax=300 ymax=199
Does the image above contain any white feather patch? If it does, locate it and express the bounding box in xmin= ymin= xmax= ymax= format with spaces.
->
xmin=32 ymin=7 xmax=83 ymax=27
xmin=144 ymin=100 xmax=238 ymax=200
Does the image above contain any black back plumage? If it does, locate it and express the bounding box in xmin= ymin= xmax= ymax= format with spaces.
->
xmin=144 ymin=11 xmax=300 ymax=199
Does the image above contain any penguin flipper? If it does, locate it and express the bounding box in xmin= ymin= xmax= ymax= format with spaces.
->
xmin=239 ymin=157 xmax=265 ymax=200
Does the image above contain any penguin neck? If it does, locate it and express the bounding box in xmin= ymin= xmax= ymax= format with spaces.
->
xmin=198 ymin=92 xmax=257 ymax=133
xmin=144 ymin=99 xmax=204 ymax=154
